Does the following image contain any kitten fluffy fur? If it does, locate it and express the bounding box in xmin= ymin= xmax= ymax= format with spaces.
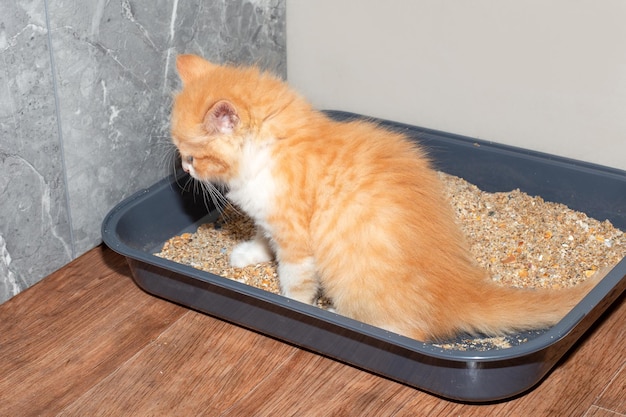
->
xmin=171 ymin=54 xmax=597 ymax=341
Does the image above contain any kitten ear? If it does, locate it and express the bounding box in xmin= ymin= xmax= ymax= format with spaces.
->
xmin=176 ymin=54 xmax=215 ymax=84
xmin=204 ymin=100 xmax=239 ymax=135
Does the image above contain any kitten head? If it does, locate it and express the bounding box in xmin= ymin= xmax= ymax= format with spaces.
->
xmin=171 ymin=54 xmax=296 ymax=184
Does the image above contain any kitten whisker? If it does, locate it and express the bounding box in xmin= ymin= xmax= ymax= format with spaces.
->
xmin=192 ymin=180 xmax=239 ymax=221
xmin=151 ymin=135 xmax=180 ymax=177
xmin=174 ymin=173 xmax=231 ymax=216
xmin=201 ymin=181 xmax=234 ymax=214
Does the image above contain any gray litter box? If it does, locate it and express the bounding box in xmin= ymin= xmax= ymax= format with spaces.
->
xmin=102 ymin=111 xmax=626 ymax=402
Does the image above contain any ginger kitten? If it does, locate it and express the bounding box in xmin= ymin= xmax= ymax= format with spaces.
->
xmin=170 ymin=54 xmax=597 ymax=341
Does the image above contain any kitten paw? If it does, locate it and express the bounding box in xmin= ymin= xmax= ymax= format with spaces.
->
xmin=278 ymin=258 xmax=319 ymax=305
xmin=230 ymin=239 xmax=273 ymax=268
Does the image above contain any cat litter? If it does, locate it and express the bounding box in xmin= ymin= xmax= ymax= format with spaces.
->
xmin=102 ymin=111 xmax=626 ymax=401
xmin=154 ymin=172 xmax=624 ymax=351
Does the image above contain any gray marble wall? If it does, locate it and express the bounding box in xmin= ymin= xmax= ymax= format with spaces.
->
xmin=0 ymin=0 xmax=286 ymax=303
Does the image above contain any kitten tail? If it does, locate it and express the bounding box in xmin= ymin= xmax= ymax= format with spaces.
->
xmin=434 ymin=268 xmax=606 ymax=341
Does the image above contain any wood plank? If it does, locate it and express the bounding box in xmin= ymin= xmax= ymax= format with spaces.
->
xmin=584 ymin=406 xmax=626 ymax=417
xmin=1 ymin=246 xmax=624 ymax=416
xmin=221 ymin=349 xmax=416 ymax=416
xmin=58 ymin=312 xmax=300 ymax=416
xmin=0 ymin=246 xmax=187 ymax=416
xmin=595 ymin=362 xmax=626 ymax=415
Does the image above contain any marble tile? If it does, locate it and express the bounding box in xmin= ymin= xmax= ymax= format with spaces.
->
xmin=171 ymin=0 xmax=286 ymax=72
xmin=0 ymin=0 xmax=73 ymax=303
xmin=0 ymin=0 xmax=286 ymax=303
xmin=47 ymin=0 xmax=176 ymax=256
xmin=48 ymin=0 xmax=286 ymax=256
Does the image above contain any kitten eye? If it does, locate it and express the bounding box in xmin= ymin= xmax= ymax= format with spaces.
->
xmin=185 ymin=156 xmax=193 ymax=164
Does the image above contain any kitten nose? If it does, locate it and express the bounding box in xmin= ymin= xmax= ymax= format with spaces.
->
xmin=182 ymin=155 xmax=193 ymax=173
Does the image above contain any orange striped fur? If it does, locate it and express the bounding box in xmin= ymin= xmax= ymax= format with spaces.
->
xmin=171 ymin=54 xmax=597 ymax=341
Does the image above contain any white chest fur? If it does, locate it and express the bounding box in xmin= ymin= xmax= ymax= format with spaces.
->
xmin=226 ymin=140 xmax=276 ymax=230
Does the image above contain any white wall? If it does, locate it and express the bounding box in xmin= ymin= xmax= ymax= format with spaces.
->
xmin=286 ymin=1 xmax=626 ymax=170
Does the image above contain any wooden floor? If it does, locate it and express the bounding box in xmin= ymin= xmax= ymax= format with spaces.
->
xmin=1 ymin=246 xmax=624 ymax=416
